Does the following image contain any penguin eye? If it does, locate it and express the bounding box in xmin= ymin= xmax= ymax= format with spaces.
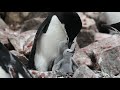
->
xmin=67 ymin=37 xmax=69 ymax=40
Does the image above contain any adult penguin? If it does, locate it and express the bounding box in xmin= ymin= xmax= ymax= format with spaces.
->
xmin=28 ymin=12 xmax=82 ymax=71
xmin=0 ymin=42 xmax=33 ymax=78
xmin=97 ymin=12 xmax=120 ymax=34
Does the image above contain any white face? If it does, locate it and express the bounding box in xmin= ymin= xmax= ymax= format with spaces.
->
xmin=63 ymin=49 xmax=74 ymax=57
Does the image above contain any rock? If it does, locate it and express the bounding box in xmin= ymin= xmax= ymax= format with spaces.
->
xmin=77 ymin=30 xmax=95 ymax=48
xmin=20 ymin=12 xmax=30 ymax=18
xmin=73 ymin=65 xmax=97 ymax=78
xmin=0 ymin=12 xmax=6 ymax=20
xmin=23 ymin=34 xmax=36 ymax=55
xmin=20 ymin=17 xmax=45 ymax=32
xmin=95 ymin=33 xmax=112 ymax=41
xmin=0 ymin=28 xmax=21 ymax=50
xmin=80 ymin=35 xmax=120 ymax=64
xmin=29 ymin=70 xmax=58 ymax=78
xmin=8 ymin=34 xmax=20 ymax=51
xmin=93 ymin=70 xmax=103 ymax=78
xmin=74 ymin=34 xmax=120 ymax=68
xmin=28 ymin=70 xmax=41 ymax=78
xmin=42 ymin=71 xmax=58 ymax=78
xmin=99 ymin=46 xmax=120 ymax=77
xmin=5 ymin=12 xmax=23 ymax=24
xmin=29 ymin=70 xmax=74 ymax=78
xmin=84 ymin=12 xmax=101 ymax=20
xmin=10 ymin=50 xmax=28 ymax=65
xmin=73 ymin=43 xmax=92 ymax=66
xmin=0 ymin=18 xmax=8 ymax=28
xmin=5 ymin=12 xmax=48 ymax=31
xmin=25 ymin=12 xmax=48 ymax=20
xmin=0 ymin=29 xmax=9 ymax=45
xmin=77 ymin=12 xmax=98 ymax=32
xmin=8 ymin=30 xmax=37 ymax=54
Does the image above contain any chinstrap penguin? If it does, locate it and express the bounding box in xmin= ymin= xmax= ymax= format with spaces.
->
xmin=0 ymin=42 xmax=33 ymax=78
xmin=28 ymin=12 xmax=82 ymax=72
xmin=97 ymin=12 xmax=120 ymax=34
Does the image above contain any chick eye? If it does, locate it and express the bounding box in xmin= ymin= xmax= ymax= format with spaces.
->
xmin=67 ymin=37 xmax=69 ymax=40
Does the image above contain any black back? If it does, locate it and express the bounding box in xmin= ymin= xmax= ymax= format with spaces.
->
xmin=0 ymin=42 xmax=33 ymax=78
xmin=28 ymin=12 xmax=82 ymax=69
xmin=97 ymin=22 xmax=120 ymax=34
xmin=111 ymin=22 xmax=120 ymax=31
xmin=53 ymin=12 xmax=82 ymax=47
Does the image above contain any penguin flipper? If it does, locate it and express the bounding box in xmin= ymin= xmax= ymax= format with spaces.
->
xmin=71 ymin=58 xmax=79 ymax=72
xmin=48 ymin=59 xmax=55 ymax=71
xmin=8 ymin=65 xmax=19 ymax=78
xmin=52 ymin=59 xmax=63 ymax=71
xmin=11 ymin=54 xmax=33 ymax=78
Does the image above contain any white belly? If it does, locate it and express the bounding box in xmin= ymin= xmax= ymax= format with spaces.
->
xmin=0 ymin=66 xmax=11 ymax=78
xmin=35 ymin=15 xmax=68 ymax=71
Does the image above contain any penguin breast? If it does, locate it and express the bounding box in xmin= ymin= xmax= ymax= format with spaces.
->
xmin=35 ymin=15 xmax=68 ymax=71
xmin=37 ymin=15 xmax=68 ymax=58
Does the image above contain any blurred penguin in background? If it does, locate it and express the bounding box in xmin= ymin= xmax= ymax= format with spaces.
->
xmin=0 ymin=42 xmax=33 ymax=78
xmin=97 ymin=12 xmax=120 ymax=34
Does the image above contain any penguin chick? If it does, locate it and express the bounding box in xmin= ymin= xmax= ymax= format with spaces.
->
xmin=48 ymin=40 xmax=69 ymax=71
xmin=52 ymin=49 xmax=78 ymax=76
xmin=53 ymin=40 xmax=69 ymax=65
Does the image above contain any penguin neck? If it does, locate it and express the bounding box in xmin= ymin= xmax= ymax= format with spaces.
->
xmin=63 ymin=55 xmax=71 ymax=60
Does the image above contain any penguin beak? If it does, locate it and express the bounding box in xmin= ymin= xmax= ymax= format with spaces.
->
xmin=68 ymin=42 xmax=72 ymax=49
xmin=71 ymin=48 xmax=75 ymax=54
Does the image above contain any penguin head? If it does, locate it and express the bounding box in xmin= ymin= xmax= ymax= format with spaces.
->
xmin=98 ymin=12 xmax=120 ymax=33
xmin=51 ymin=12 xmax=82 ymax=48
xmin=63 ymin=49 xmax=74 ymax=57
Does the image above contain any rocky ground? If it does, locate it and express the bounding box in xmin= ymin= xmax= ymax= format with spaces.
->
xmin=1 ymin=12 xmax=120 ymax=78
